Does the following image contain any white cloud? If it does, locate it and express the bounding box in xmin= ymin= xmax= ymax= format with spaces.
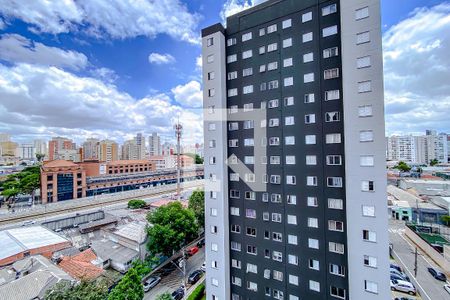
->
xmin=0 ymin=0 xmax=200 ymax=44
xmin=220 ymin=0 xmax=267 ymax=22
xmin=90 ymin=67 xmax=118 ymax=83
xmin=171 ymin=80 xmax=203 ymax=108
xmin=0 ymin=34 xmax=88 ymax=70
xmin=148 ymin=53 xmax=176 ymax=65
xmin=196 ymin=55 xmax=202 ymax=69
xmin=0 ymin=63 xmax=203 ymax=144
xmin=0 ymin=18 xmax=5 ymax=30
xmin=383 ymin=3 xmax=450 ymax=135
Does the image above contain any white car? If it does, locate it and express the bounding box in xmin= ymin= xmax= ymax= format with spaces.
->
xmin=201 ymin=261 xmax=206 ymax=272
xmin=391 ymin=279 xmax=416 ymax=295
xmin=22 ymin=220 xmax=36 ymax=226
xmin=444 ymin=284 xmax=450 ymax=294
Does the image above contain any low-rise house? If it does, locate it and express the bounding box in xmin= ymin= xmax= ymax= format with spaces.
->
xmin=58 ymin=249 xmax=104 ymax=280
xmin=91 ymin=239 xmax=139 ymax=273
xmin=105 ymin=221 xmax=148 ymax=260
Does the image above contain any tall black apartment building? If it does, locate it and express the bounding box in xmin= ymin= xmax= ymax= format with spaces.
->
xmin=202 ymin=1 xmax=388 ymax=299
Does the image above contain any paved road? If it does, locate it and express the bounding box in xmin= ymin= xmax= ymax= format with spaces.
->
xmin=144 ymin=247 xmax=205 ymax=300
xmin=389 ymin=220 xmax=450 ymax=300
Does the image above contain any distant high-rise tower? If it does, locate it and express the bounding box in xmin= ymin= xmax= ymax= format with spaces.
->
xmin=82 ymin=138 xmax=100 ymax=161
xmin=148 ymin=132 xmax=162 ymax=156
xmin=202 ymin=1 xmax=389 ymax=299
xmin=98 ymin=140 xmax=118 ymax=162
xmin=135 ymin=133 xmax=146 ymax=160
xmin=48 ymin=137 xmax=75 ymax=161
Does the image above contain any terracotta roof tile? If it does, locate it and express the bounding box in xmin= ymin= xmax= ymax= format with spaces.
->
xmin=58 ymin=249 xmax=103 ymax=280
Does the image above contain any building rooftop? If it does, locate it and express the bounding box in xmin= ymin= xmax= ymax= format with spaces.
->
xmin=0 ymin=226 xmax=69 ymax=261
xmin=388 ymin=185 xmax=445 ymax=210
xmin=91 ymin=239 xmax=138 ymax=264
xmin=58 ymin=249 xmax=104 ymax=280
xmin=112 ymin=222 xmax=147 ymax=244
xmin=42 ymin=159 xmax=78 ymax=168
xmin=107 ymin=160 xmax=152 ymax=166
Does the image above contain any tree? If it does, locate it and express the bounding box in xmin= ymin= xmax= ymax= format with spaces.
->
xmin=36 ymin=153 xmax=45 ymax=162
xmin=147 ymin=202 xmax=199 ymax=256
xmin=188 ymin=190 xmax=205 ymax=228
xmin=155 ymin=293 xmax=173 ymax=300
xmin=195 ymin=154 xmax=203 ymax=164
xmin=394 ymin=161 xmax=411 ymax=172
xmin=128 ymin=199 xmax=147 ymax=209
xmin=45 ymin=280 xmax=108 ymax=300
xmin=441 ymin=215 xmax=450 ymax=226
xmin=108 ymin=267 xmax=144 ymax=300
xmin=430 ymin=159 xmax=439 ymax=166
xmin=0 ymin=166 xmax=41 ymax=207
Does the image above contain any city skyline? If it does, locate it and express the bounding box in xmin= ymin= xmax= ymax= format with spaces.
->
xmin=0 ymin=1 xmax=449 ymax=145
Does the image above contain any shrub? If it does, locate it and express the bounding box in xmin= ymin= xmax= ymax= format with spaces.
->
xmin=128 ymin=199 xmax=146 ymax=209
xmin=187 ymin=283 xmax=205 ymax=300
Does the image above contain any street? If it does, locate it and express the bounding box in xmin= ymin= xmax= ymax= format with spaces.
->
xmin=389 ymin=220 xmax=450 ymax=300
xmin=144 ymin=247 xmax=205 ymax=300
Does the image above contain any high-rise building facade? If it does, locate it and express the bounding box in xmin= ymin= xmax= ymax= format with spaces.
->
xmin=135 ymin=133 xmax=146 ymax=160
xmin=18 ymin=143 xmax=35 ymax=160
xmin=82 ymin=138 xmax=100 ymax=161
xmin=148 ymin=132 xmax=162 ymax=156
xmin=48 ymin=137 xmax=75 ymax=161
xmin=202 ymin=1 xmax=389 ymax=300
xmin=34 ymin=139 xmax=48 ymax=157
xmin=98 ymin=139 xmax=119 ymax=162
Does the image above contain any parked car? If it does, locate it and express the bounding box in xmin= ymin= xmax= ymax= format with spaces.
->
xmin=390 ymin=262 xmax=402 ymax=273
xmin=197 ymin=238 xmax=205 ymax=248
xmin=143 ymin=276 xmax=161 ymax=292
xmin=444 ymin=284 xmax=450 ymax=294
xmin=390 ymin=279 xmax=416 ymax=295
xmin=394 ymin=297 xmax=415 ymax=300
xmin=427 ymin=267 xmax=447 ymax=281
xmin=188 ymin=270 xmax=203 ymax=284
xmin=22 ymin=220 xmax=35 ymax=226
xmin=391 ymin=268 xmax=410 ymax=281
xmin=160 ymin=264 xmax=176 ymax=276
xmin=171 ymin=287 xmax=184 ymax=300
xmin=391 ymin=273 xmax=410 ymax=282
xmin=201 ymin=261 xmax=206 ymax=272
xmin=187 ymin=246 xmax=199 ymax=256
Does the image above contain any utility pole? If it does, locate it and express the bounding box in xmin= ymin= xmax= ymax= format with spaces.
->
xmin=174 ymin=120 xmax=183 ymax=201
xmin=414 ymin=247 xmax=418 ymax=277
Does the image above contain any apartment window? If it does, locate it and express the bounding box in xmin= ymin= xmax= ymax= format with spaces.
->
xmin=210 ymin=191 xmax=217 ymax=199
xmin=261 ymin=101 xmax=267 ymax=109
xmin=284 ymin=77 xmax=294 ymax=87
xmin=285 ymin=136 xmax=295 ymax=145
xmin=230 ymin=173 xmax=239 ymax=181
xmin=268 ymin=61 xmax=278 ymax=71
xmin=306 ymin=155 xmax=317 ymax=165
xmin=243 ymin=85 xmax=254 ymax=94
xmin=287 ymin=195 xmax=297 ymax=205
xmin=210 ymin=225 xmax=218 ymax=234
xmin=362 ymin=205 xmax=376 ymax=217
xmin=365 ymin=280 xmax=378 ymax=294
xmin=272 ymin=252 xmax=283 ymax=263
xmin=260 ymin=64 xmax=266 ymax=73
xmin=325 ymin=111 xmax=340 ymax=122
xmin=263 ymin=212 xmax=270 ymax=221
xmin=324 ymin=68 xmax=339 ymax=79
xmin=272 ymin=232 xmax=282 ymax=242
xmin=302 ymin=11 xmax=312 ymax=22
xmin=323 ymin=46 xmax=339 ymax=58
xmin=273 ymin=290 xmax=284 ymax=300
xmin=242 ymin=49 xmax=253 ymax=59
xmin=261 ymin=193 xmax=269 ymax=203
xmin=287 ymin=215 xmax=297 ymax=225
xmin=323 ymin=25 xmax=338 ymax=37
xmin=208 ymin=88 xmax=215 ymax=97
xmin=357 ymin=56 xmax=371 ymax=68
xmin=361 ymin=180 xmax=374 ymax=192
xmin=305 ymin=93 xmax=315 ymax=103
xmin=229 ymin=105 xmax=238 ymax=114
xmin=305 ymin=114 xmax=316 ymax=124
xmin=271 ymin=193 xmax=282 ymax=203
xmin=284 ymin=96 xmax=294 ymax=106
xmin=329 ymin=242 xmax=345 ymax=254
xmin=364 ymin=255 xmax=377 ymax=268
xmin=228 ymin=88 xmax=238 ymax=97
xmin=247 ymin=281 xmax=257 ymax=292
xmin=283 ymin=38 xmax=293 ymax=48
xmin=288 ymin=234 xmax=298 ymax=245
xmin=283 ymin=57 xmax=293 ymax=67
xmin=208 ymin=123 xmax=216 ymax=131
xmin=207 ymin=54 xmax=214 ymax=63
xmin=245 ymin=190 xmax=256 ymax=199
xmin=286 ymin=175 xmax=296 ymax=185
xmin=359 ymin=105 xmax=373 ymax=117
xmin=327 ymin=177 xmax=343 ymax=188
xmin=259 ymin=27 xmax=265 ymax=36
xmin=259 ymin=45 xmax=266 ymax=55
xmin=326 ymin=155 xmax=342 ymax=165
xmin=330 ymin=286 xmax=346 ymax=299
xmin=269 ymin=118 xmax=279 ymax=127
xmin=289 ymin=275 xmax=299 ymax=286
xmin=326 ymin=133 xmax=341 ymax=144
xmin=230 ymin=189 xmax=240 ymax=199
xmin=211 ymin=243 xmax=218 ymax=252
xmin=227 ymin=71 xmax=237 ymax=80
xmin=322 ymin=4 xmax=337 ymax=16
xmin=206 ymin=37 xmax=214 ymax=47
xmin=228 ymin=122 xmax=238 ymax=131
xmin=360 ymin=130 xmax=374 ymax=142
xmin=356 ymin=7 xmax=369 ymax=20
xmin=210 ymin=208 xmax=217 ymax=216
xmin=305 ymin=135 xmax=316 ymax=145
xmin=247 ymin=245 xmax=257 ymax=255
xmin=310 ymin=280 xmax=320 ymax=292
xmin=307 ymin=176 xmax=318 ymax=187
xmin=359 ymin=80 xmax=372 ymax=93
xmin=268 ymin=80 xmax=279 ymax=89
xmin=209 ymin=140 xmax=216 ymax=148
xmin=303 ymin=52 xmax=314 ymax=63
xmin=231 ymin=276 xmax=241 ymax=287
xmin=268 ymin=99 xmax=279 ymax=108
xmin=328 ymin=198 xmax=343 ymax=209
xmin=230 ymin=206 xmax=240 ymax=215
xmin=211 ymin=278 xmax=219 ymax=287
xmin=270 ymin=156 xmax=280 ymax=165
xmin=304 ymin=73 xmax=314 ymax=83
xmin=269 ymin=137 xmax=280 ymax=146
xmin=330 ymin=264 xmax=345 ymax=276
xmin=267 ymin=42 xmax=278 ymax=52
xmin=302 ymin=32 xmax=313 ymax=43
xmin=309 ymin=259 xmax=320 ymax=270
xmin=282 ymin=19 xmax=292 ymax=29
xmin=242 ymin=67 xmax=253 ymax=77
xmin=207 ymin=71 xmax=215 ymax=80
xmin=325 ymin=89 xmax=340 ymax=101
xmin=243 ymin=103 xmax=253 ymax=111
xmin=267 ymin=24 xmax=277 ymax=33
xmin=260 ymin=82 xmax=267 ymax=91
xmin=328 ymin=220 xmax=344 ymax=232
xmin=307 ymin=197 xmax=318 ymax=207
xmin=360 ymin=155 xmax=374 ymax=166
xmin=242 ymin=32 xmax=252 ymax=42
xmin=227 ymin=54 xmax=237 ymax=63
xmin=209 ymin=156 xmax=216 ymax=165
xmin=272 ymin=213 xmax=282 ymax=223
xmin=227 ymin=38 xmax=236 ymax=46
xmin=363 ymin=230 xmax=377 ymax=242
xmin=357 ymin=31 xmax=370 ymax=44
xmin=231 ymin=259 xmax=241 ymax=269
xmin=228 ymin=139 xmax=238 ymax=147
xmin=288 ymin=254 xmax=298 ymax=265
xmin=243 ymin=120 xmax=254 ymax=129
xmin=308 ymin=218 xmax=318 ymax=228
xmin=231 ymin=224 xmax=241 ymax=233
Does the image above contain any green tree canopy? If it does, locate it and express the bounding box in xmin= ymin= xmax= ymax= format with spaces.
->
xmin=394 ymin=161 xmax=411 ymax=172
xmin=128 ymin=199 xmax=147 ymax=209
xmin=45 ymin=280 xmax=108 ymax=300
xmin=147 ymin=201 xmax=199 ymax=256
xmin=430 ymin=159 xmax=439 ymax=166
xmin=188 ymin=190 xmax=205 ymax=228
xmin=194 ymin=154 xmax=203 ymax=164
xmin=108 ymin=267 xmax=144 ymax=300
xmin=1 ymin=165 xmax=41 ymax=205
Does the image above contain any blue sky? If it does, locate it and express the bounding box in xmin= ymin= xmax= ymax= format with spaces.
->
xmin=0 ymin=0 xmax=449 ymax=145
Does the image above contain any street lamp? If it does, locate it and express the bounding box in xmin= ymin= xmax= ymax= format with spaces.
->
xmin=171 ymin=246 xmax=187 ymax=299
